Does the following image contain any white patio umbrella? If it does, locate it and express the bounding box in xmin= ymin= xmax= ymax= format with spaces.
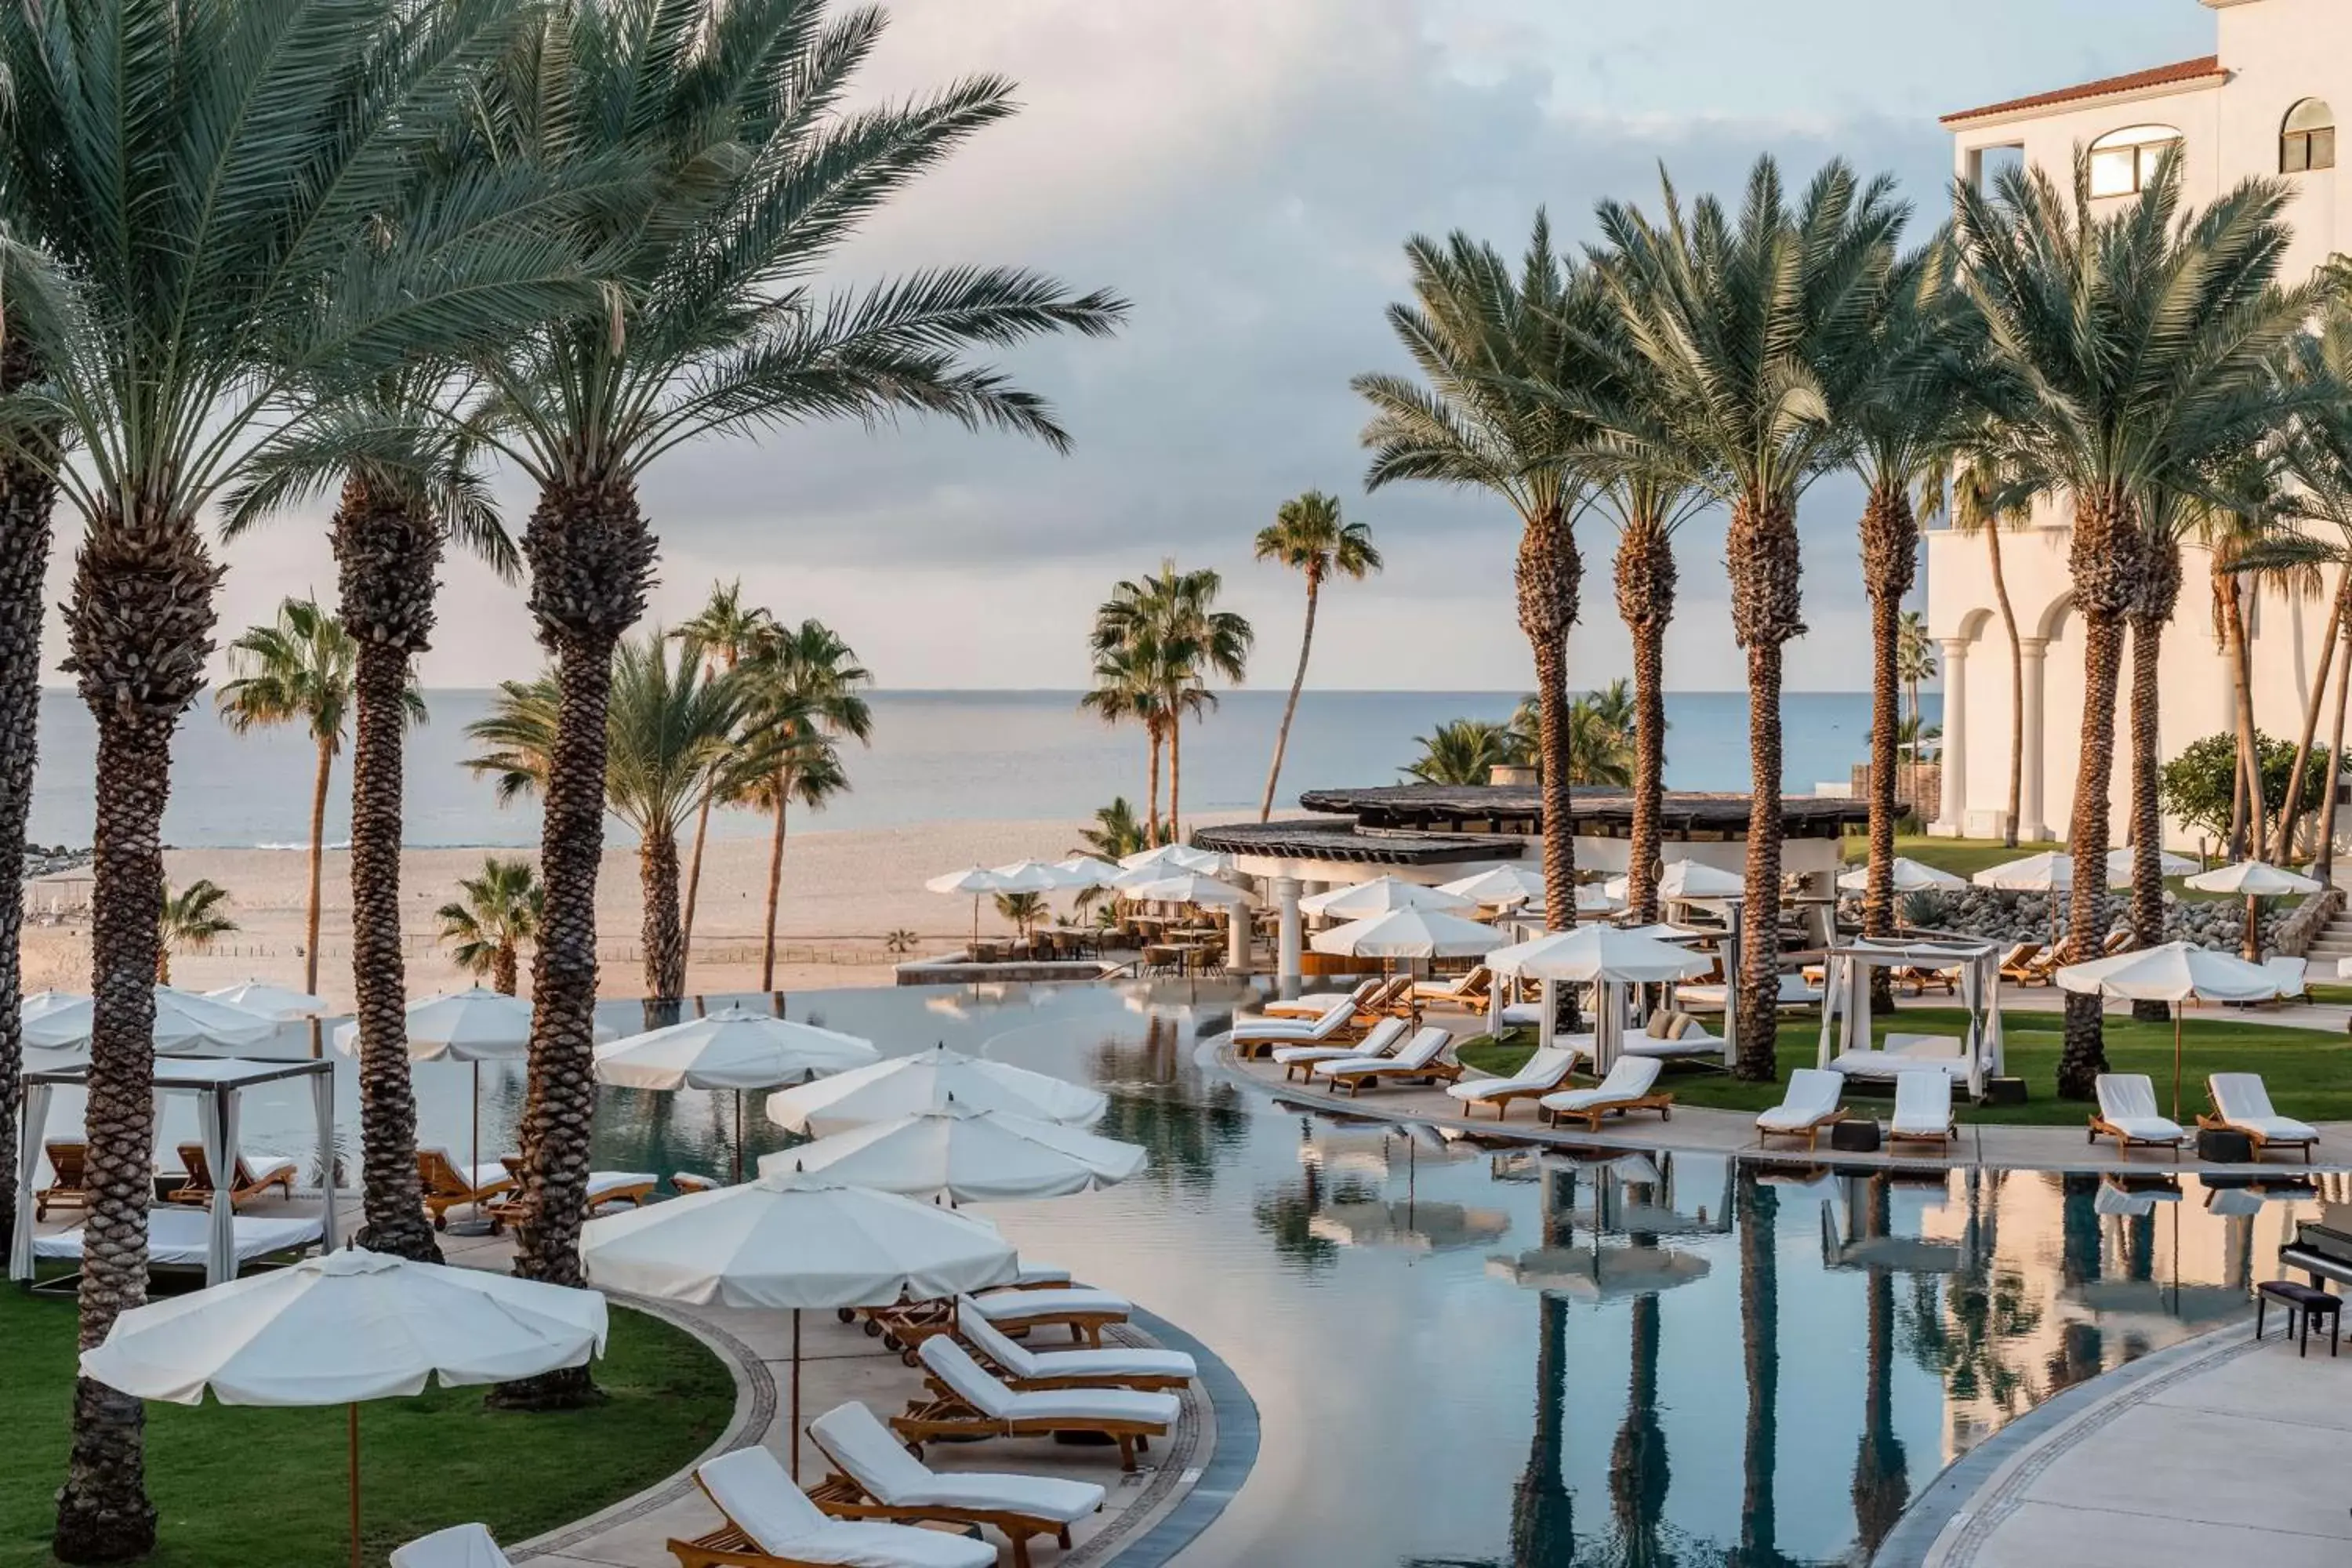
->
xmin=2186 ymin=858 xmax=2325 ymax=962
xmin=1835 ymin=858 xmax=1969 ymax=894
xmin=2107 ymin=846 xmax=2198 ymax=882
xmin=594 ymin=1008 xmax=879 ymax=1181
xmin=988 ymin=858 xmax=1077 ymax=892
xmin=203 ymin=979 xmax=332 ymax=1020
xmin=2057 ymin=940 xmax=2281 ymax=1119
xmin=1603 ymin=862 xmax=1747 ymax=902
xmin=1573 ymin=883 xmax=1625 ymax=914
xmin=1972 ymin=851 xmax=2073 ymax=892
xmin=1122 ymin=872 xmax=1257 ymax=908
xmin=766 ymin=1041 xmax=1108 ymax=1137
xmin=1489 ymin=926 xmax=1713 ymax=1069
xmin=760 ymin=1098 xmax=1146 ymax=1203
xmin=1485 ymin=1244 xmax=1712 ymax=1299
xmin=1301 ymin=876 xmax=1474 ymax=918
xmin=22 ymin=987 xmax=278 ymax=1054
xmin=1310 ymin=908 xmax=1499 ymax=960
xmin=1051 ymin=855 xmax=1123 ymax=887
xmin=581 ymin=1169 xmax=1016 ymax=1478
xmin=1439 ymin=866 xmax=1547 ymax=909
xmin=1117 ymin=842 xmax=1228 ymax=875
xmin=925 ymin=865 xmax=1008 ymax=944
xmin=82 ymin=1250 xmax=605 ymax=1568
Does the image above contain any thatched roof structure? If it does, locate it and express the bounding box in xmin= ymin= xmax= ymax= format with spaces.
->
xmin=1292 ymin=784 xmax=1868 ymax=841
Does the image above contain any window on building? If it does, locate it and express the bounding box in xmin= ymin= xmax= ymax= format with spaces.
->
xmin=2088 ymin=124 xmax=2183 ymax=197
xmin=2283 ymin=99 xmax=2336 ymax=173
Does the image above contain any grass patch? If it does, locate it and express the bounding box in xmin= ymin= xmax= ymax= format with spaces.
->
xmin=0 ymin=1290 xmax=732 ymax=1568
xmin=1454 ymin=1007 xmax=2352 ymax=1127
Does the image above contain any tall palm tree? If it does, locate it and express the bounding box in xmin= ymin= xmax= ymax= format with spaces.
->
xmin=1925 ymin=447 xmax=2033 ymax=847
xmin=1562 ymin=689 xmax=1638 ymax=787
xmin=0 ymin=1 xmax=588 ymax=1541
xmin=438 ymin=857 xmax=546 ymax=996
xmin=1356 ymin=216 xmax=1594 ymax=939
xmin=1405 ymin=719 xmax=1519 ymax=786
xmin=1074 ymin=798 xmax=1149 ymax=862
xmin=1079 ymin=640 xmax=1170 ymax=844
xmin=1599 ymin=157 xmax=1905 ymax=1078
xmin=1896 ymin=612 xmax=1937 ymax=735
xmin=460 ymin=0 xmax=1124 ymax=1342
xmin=1956 ymin=150 xmax=2314 ymax=1095
xmin=674 ymin=583 xmax=775 ymax=968
xmin=2203 ymin=485 xmax=2319 ymax=858
xmin=737 ymin=619 xmax=873 ymax=991
xmin=1254 ymin=491 xmax=1381 ymax=820
xmin=468 ymin=633 xmax=750 ymax=1007
xmin=1091 ymin=563 xmax=1251 ymax=841
xmin=156 ymin=880 xmax=238 ymax=985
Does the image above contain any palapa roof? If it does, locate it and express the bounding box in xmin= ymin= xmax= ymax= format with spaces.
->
xmin=1189 ymin=818 xmax=1517 ymax=866
xmin=1292 ymin=784 xmax=1867 ymax=840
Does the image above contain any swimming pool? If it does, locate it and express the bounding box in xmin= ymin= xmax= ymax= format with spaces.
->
xmin=80 ymin=978 xmax=2337 ymax=1564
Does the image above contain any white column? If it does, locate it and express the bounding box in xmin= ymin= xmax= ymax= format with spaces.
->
xmin=1932 ymin=638 xmax=1969 ymax=837
xmin=1226 ymin=904 xmax=1250 ymax=975
xmin=2018 ymin=637 xmax=2049 ymax=840
xmin=1274 ymin=877 xmax=1302 ymax=993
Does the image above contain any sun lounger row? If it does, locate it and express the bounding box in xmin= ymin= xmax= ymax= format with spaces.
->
xmin=36 ymin=1141 xmax=299 ymax=1220
xmin=1753 ymin=1069 xmax=1952 ymax=1150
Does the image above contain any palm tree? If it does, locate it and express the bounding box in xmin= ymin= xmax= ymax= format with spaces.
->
xmin=467 ymin=633 xmax=750 ymax=1004
xmin=2203 ymin=483 xmax=2321 ymax=859
xmin=155 ymin=881 xmax=237 ymax=985
xmin=674 ymin=583 xmax=775 ymax=967
xmin=1925 ymin=447 xmax=2033 ymax=848
xmin=994 ymin=891 xmax=1048 ymax=942
xmin=0 ymin=2 xmax=587 ymax=1539
xmin=1599 ymin=157 xmax=1905 ymax=1079
xmin=1956 ymin=150 xmax=2314 ymax=1095
xmin=1356 ymin=215 xmax=1595 ymax=938
xmin=1896 ymin=612 xmax=1937 ymax=735
xmin=736 ymin=619 xmax=873 ymax=992
xmin=1562 ymin=689 xmax=1638 ymax=787
xmin=1075 ymin=798 xmax=1149 ymax=862
xmin=1254 ymin=492 xmax=1381 ymax=820
xmin=1405 ymin=719 xmax=1519 ymax=786
xmin=459 ymin=0 xmax=1124 ymax=1344
xmin=1091 ymin=564 xmax=1252 ymax=841
xmin=1079 ymin=641 xmax=1170 ymax=844
xmin=437 ymin=858 xmax=546 ymax=996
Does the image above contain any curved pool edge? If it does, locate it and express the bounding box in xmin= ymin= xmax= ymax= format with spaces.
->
xmin=1087 ymin=1305 xmax=1261 ymax=1568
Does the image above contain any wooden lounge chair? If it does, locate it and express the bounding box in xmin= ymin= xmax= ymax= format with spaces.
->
xmin=169 ymin=1142 xmax=296 ymax=1208
xmin=670 ymin=1446 xmax=996 ymax=1568
xmin=891 ymin=1338 xmax=1178 ymax=1475
xmin=393 ymin=1523 xmax=514 ymax=1568
xmin=2010 ymin=947 xmax=2063 ymax=987
xmin=417 ymin=1147 xmax=517 ymax=1230
xmin=1273 ymin=1014 xmax=1406 ymax=1081
xmin=1411 ymin=965 xmax=1493 ymax=1009
xmin=864 ymin=1286 xmax=1134 ymax=1356
xmin=805 ymin=1402 xmax=1104 ymax=1568
xmin=35 ymin=1141 xmax=89 ymax=1221
xmin=1356 ymin=974 xmax=1419 ymax=1020
xmin=1896 ymin=963 xmax=1960 ymax=997
xmin=2101 ymin=929 xmax=2135 ymax=957
xmin=1445 ymin=1046 xmax=1577 ymax=1120
xmin=1995 ymin=942 xmax=2043 ymax=985
xmin=2201 ymin=1073 xmax=2318 ymax=1163
xmin=1755 ymin=1069 xmax=1847 ymax=1151
xmin=2089 ymin=1073 xmax=2185 ymax=1155
xmin=955 ymin=1299 xmax=1195 ymax=1392
xmin=1315 ymin=1025 xmax=1461 ymax=1097
xmin=1229 ymin=996 xmax=1364 ymax=1060
xmin=1889 ymin=1073 xmax=1956 ymax=1152
xmin=490 ymin=1157 xmax=657 ymax=1219
xmin=1540 ymin=1057 xmax=1673 ymax=1133
xmin=1259 ymin=978 xmax=1377 ymax=1021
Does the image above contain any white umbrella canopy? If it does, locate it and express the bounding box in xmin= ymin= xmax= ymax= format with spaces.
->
xmin=2107 ymin=846 xmax=2198 ymax=882
xmin=1439 ymin=865 xmax=1547 ymax=909
xmin=1836 ymin=858 xmax=1969 ymax=894
xmin=23 ymin=987 xmax=278 ymax=1054
xmin=1301 ymin=876 xmax=1475 ymax=918
xmin=1604 ymin=862 xmax=1747 ymax=902
xmin=1310 ymin=908 xmax=1499 ymax=960
xmin=765 ymin=1041 xmax=1108 ymax=1137
xmin=1051 ymin=855 xmax=1123 ymax=887
xmin=1121 ymin=872 xmax=1258 ymax=908
xmin=203 ymin=979 xmax=331 ymax=1020
xmin=924 ymin=865 xmax=1007 ymax=895
xmin=2183 ymin=859 xmax=2325 ymax=896
xmin=1487 ymin=926 xmax=1713 ymax=984
xmin=2058 ymin=940 xmax=2281 ymax=1119
xmin=759 ymin=1099 xmax=1147 ymax=1203
xmin=988 ymin=858 xmax=1076 ymax=892
xmin=1972 ymin=851 xmax=2073 ymax=892
xmin=327 ymin=986 xmax=613 ymax=1062
xmin=594 ymin=1008 xmax=877 ymax=1091
xmin=1485 ymin=1245 xmax=1712 ymax=1300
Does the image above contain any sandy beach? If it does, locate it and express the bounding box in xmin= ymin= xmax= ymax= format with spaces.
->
xmin=20 ymin=814 xmax=1261 ymax=1007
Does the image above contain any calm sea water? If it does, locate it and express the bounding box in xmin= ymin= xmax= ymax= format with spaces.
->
xmin=24 ymin=688 xmax=1937 ymax=850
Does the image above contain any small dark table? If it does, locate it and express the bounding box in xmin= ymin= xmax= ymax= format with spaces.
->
xmin=2256 ymin=1279 xmax=2341 ymax=1357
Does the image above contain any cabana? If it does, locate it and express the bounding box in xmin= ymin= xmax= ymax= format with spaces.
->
xmin=11 ymin=1057 xmax=336 ymax=1288
xmin=1813 ymin=939 xmax=2005 ymax=1100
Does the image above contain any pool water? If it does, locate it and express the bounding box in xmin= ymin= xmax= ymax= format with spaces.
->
xmin=78 ymin=979 xmax=2341 ymax=1565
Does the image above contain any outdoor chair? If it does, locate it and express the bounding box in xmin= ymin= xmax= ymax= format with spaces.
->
xmin=1889 ymin=1073 xmax=1957 ymax=1152
xmin=1445 ymin=1046 xmax=1577 ymax=1120
xmin=861 ymin=1286 xmax=1133 ymax=1356
xmin=169 ymin=1143 xmax=297 ymax=1209
xmin=1273 ymin=1015 xmax=1406 ymax=1080
xmin=2202 ymin=1073 xmax=2318 ymax=1162
xmin=1229 ymin=997 xmax=1361 ymax=1058
xmin=1539 ymin=1057 xmax=1672 ymax=1132
xmin=955 ymin=1300 xmax=1196 ymax=1391
xmin=2089 ymin=1074 xmax=2186 ymax=1154
xmin=392 ymin=1523 xmax=515 ymax=1568
xmin=805 ymin=1401 xmax=1104 ymax=1568
xmin=1411 ymin=965 xmax=1493 ymax=1008
xmin=2263 ymin=956 xmax=2311 ymax=1004
xmin=668 ymin=1446 xmax=996 ymax=1568
xmin=490 ymin=1157 xmax=656 ymax=1221
xmin=891 ymin=1337 xmax=1178 ymax=1474
xmin=1261 ymin=978 xmax=1378 ymax=1020
xmin=1755 ymin=1069 xmax=1847 ymax=1151
xmin=1314 ymin=1025 xmax=1461 ymax=1096
xmin=35 ymin=1141 xmax=89 ymax=1221
xmin=416 ymin=1147 xmax=517 ymax=1230
xmin=1994 ymin=942 xmax=2042 ymax=985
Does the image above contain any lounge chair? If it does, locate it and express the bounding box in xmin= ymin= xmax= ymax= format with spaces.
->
xmin=2263 ymin=956 xmax=2311 ymax=1004
xmin=1617 ymin=1010 xmax=1723 ymax=1062
xmin=169 ymin=1143 xmax=296 ymax=1208
xmin=1994 ymin=942 xmax=2043 ymax=985
xmin=1272 ymin=1015 xmax=1406 ymax=1081
xmin=392 ymin=1523 xmax=514 ymax=1568
xmin=805 ymin=1402 xmax=1104 ymax=1568
xmin=956 ymin=1300 xmax=1195 ymax=1391
xmin=673 ymin=1172 xmax=722 ymax=1195
xmin=2101 ymin=929 xmax=2135 ymax=957
xmin=1889 ymin=1073 xmax=1955 ymax=1152
xmin=892 ymin=1338 xmax=1178 ymax=1475
xmin=866 ymin=1286 xmax=1133 ymax=1353
xmin=2009 ymin=948 xmax=2063 ymax=987
xmin=1445 ymin=1046 xmax=1577 ymax=1120
xmin=492 ymin=1156 xmax=657 ymax=1217
xmin=1411 ymin=965 xmax=1493 ymax=1009
xmin=416 ymin=1147 xmax=516 ymax=1230
xmin=1896 ymin=963 xmax=1961 ymax=997
xmin=1314 ymin=1025 xmax=1461 ymax=1097
xmin=35 ymin=1141 xmax=89 ymax=1221
xmin=2089 ymin=1074 xmax=2185 ymax=1154
xmin=669 ymin=1446 xmax=996 ymax=1568
xmin=1229 ymin=997 xmax=1359 ymax=1059
xmin=1755 ymin=1069 xmax=1846 ymax=1151
xmin=1539 ymin=1057 xmax=1672 ymax=1132
xmin=1828 ymin=1033 xmax=1973 ymax=1083
xmin=1260 ymin=978 xmax=1378 ymax=1021
xmin=2202 ymin=1073 xmax=2319 ymax=1163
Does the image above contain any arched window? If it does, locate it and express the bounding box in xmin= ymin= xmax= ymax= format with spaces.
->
xmin=2088 ymin=123 xmax=2183 ymax=198
xmin=2283 ymin=98 xmax=2336 ymax=173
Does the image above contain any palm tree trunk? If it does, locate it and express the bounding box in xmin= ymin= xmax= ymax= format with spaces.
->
xmin=0 ymin=332 xmax=56 ymax=1264
xmin=1735 ymin=1168 xmax=1780 ymax=1567
xmin=1986 ymin=521 xmax=2024 ymax=848
xmin=1168 ymin=708 xmax=1183 ymax=843
xmin=640 ymin=826 xmax=684 ymax=1003
xmin=1517 ymin=503 xmax=1581 ymax=940
xmin=302 ymin=736 xmax=332 ymax=998
xmin=1729 ymin=493 xmax=1798 ymax=1080
xmin=1853 ymin=1179 xmax=1909 ymax=1555
xmin=2320 ymin=612 xmax=2352 ymax=884
xmin=1862 ymin=484 xmax=1919 ymax=1011
xmin=681 ymin=791 xmax=713 ymax=984
xmin=760 ymin=794 xmax=788 ymax=993
xmin=2057 ymin=495 xmax=2140 ymax=1099
xmin=1258 ymin=571 xmax=1320 ymax=822
xmin=1614 ymin=516 xmax=1675 ymax=926
xmin=2220 ymin=574 xmax=2262 ymax=858
xmin=2127 ymin=610 xmax=2172 ymax=1022
xmin=2273 ymin=567 xmax=2347 ymax=864
xmin=332 ymin=475 xmax=445 ymax=1265
xmin=1145 ymin=724 xmax=1163 ymax=845
xmin=493 ymin=944 xmax=519 ymax=997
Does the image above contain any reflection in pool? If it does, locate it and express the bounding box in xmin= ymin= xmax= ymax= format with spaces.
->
xmin=73 ymin=979 xmax=2340 ymax=1564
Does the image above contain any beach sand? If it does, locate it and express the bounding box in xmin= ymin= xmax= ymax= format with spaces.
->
xmin=20 ymin=813 xmax=1265 ymax=1008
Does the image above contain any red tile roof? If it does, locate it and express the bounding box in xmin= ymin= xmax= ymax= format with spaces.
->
xmin=1941 ymin=56 xmax=2225 ymax=127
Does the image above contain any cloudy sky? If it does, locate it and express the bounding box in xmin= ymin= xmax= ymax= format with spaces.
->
xmin=53 ymin=0 xmax=2216 ymax=692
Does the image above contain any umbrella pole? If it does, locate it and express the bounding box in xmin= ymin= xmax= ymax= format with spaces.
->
xmin=733 ymin=1090 xmax=744 ymax=1185
xmin=347 ymin=1402 xmax=361 ymax=1568
xmin=2172 ymin=1011 xmax=2184 ymax=1124
xmin=470 ymin=1062 xmax=481 ymax=1190
xmin=791 ymin=1308 xmax=803 ymax=1483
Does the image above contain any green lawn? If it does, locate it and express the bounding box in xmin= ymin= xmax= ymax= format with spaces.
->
xmin=0 ymin=1291 xmax=732 ymax=1568
xmin=1459 ymin=1005 xmax=2352 ymax=1127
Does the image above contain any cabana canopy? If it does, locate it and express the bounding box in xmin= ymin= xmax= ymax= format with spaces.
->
xmin=1814 ymin=940 xmax=2005 ymax=1099
xmin=11 ymin=1056 xmax=336 ymax=1288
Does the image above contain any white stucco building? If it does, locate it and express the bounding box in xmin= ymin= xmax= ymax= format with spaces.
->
xmin=1927 ymin=0 xmax=2349 ymax=851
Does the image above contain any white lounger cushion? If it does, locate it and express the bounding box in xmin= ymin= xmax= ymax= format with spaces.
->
xmin=2209 ymin=1073 xmax=2318 ymax=1142
xmin=699 ymin=1447 xmax=996 ymax=1568
xmin=963 ymin=1287 xmax=1128 ymax=1324
xmin=2263 ymin=956 xmax=2309 ymax=996
xmin=2094 ymin=1075 xmax=2183 ymax=1142
xmin=1541 ymin=1057 xmax=1662 ymax=1114
xmin=957 ymin=1300 xmax=1195 ymax=1383
xmin=1265 ymin=982 xmax=1374 ymax=1016
xmin=1757 ymin=1069 xmax=1843 ymax=1133
xmin=809 ymin=1402 xmax=1105 ymax=1523
xmin=1009 ymin=1265 xmax=1070 ymax=1288
xmin=34 ymin=1206 xmax=321 ymax=1267
xmin=585 ymin=1171 xmax=656 ymax=1202
xmin=390 ymin=1523 xmax=514 ymax=1568
xmin=1232 ymin=1003 xmax=1352 ymax=1041
xmin=1313 ymin=1026 xmax=1451 ymax=1079
xmin=1446 ymin=1047 xmax=1576 ymax=1103
xmin=918 ymin=1338 xmax=1179 ymax=1427
xmin=1892 ymin=1073 xmax=1953 ymax=1136
xmin=230 ymin=1153 xmax=297 ymax=1184
xmin=1273 ymin=1017 xmax=1405 ymax=1066
xmin=421 ymin=1149 xmax=510 ymax=1189
xmin=1621 ymin=1028 xmax=1721 ymax=1060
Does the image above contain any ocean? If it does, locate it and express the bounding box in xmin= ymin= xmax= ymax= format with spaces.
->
xmin=24 ymin=688 xmax=1936 ymax=850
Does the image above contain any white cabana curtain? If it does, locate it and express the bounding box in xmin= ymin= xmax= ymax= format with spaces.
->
xmin=197 ymin=1089 xmax=237 ymax=1288
xmin=8 ymin=1082 xmax=52 ymax=1279
xmin=1812 ymin=942 xmax=2000 ymax=1098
